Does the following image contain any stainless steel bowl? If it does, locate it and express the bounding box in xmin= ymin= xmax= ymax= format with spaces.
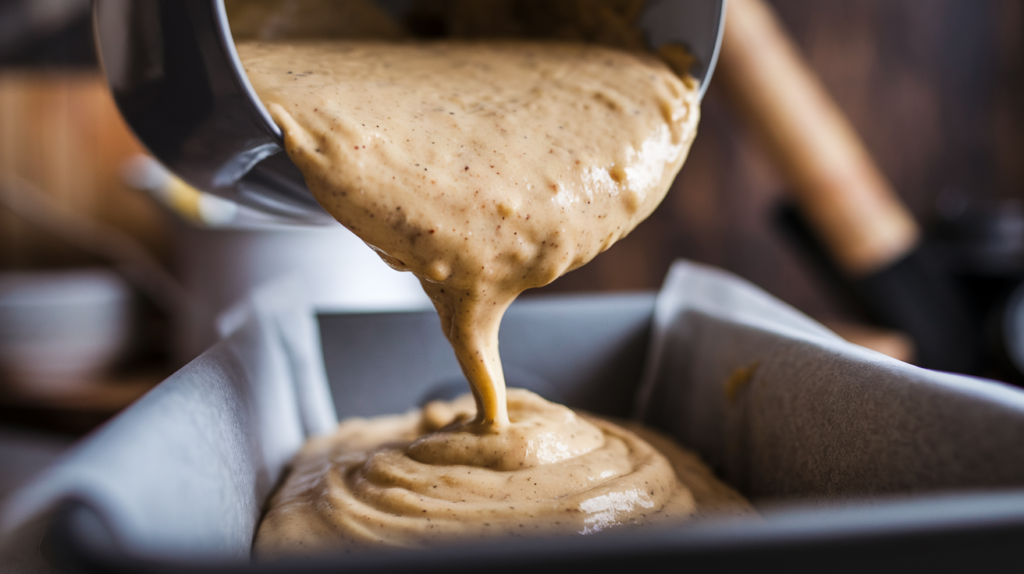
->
xmin=93 ymin=0 xmax=726 ymax=224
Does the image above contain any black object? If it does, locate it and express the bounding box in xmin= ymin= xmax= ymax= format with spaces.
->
xmin=92 ymin=0 xmax=328 ymax=223
xmin=0 ymin=0 xmax=96 ymax=68
xmin=931 ymin=194 xmax=1024 ymax=382
xmin=774 ymin=201 xmax=980 ymax=374
xmin=999 ymin=284 xmax=1024 ymax=381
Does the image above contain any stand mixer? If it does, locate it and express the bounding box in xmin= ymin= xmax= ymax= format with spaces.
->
xmin=92 ymin=0 xmax=725 ymax=224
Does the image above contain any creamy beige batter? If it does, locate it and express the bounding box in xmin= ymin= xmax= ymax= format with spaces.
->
xmin=238 ymin=38 xmax=747 ymax=552
xmin=255 ymin=389 xmax=751 ymax=552
xmin=239 ymin=40 xmax=697 ymax=425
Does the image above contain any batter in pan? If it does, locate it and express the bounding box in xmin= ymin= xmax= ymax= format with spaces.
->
xmin=237 ymin=38 xmax=751 ymax=552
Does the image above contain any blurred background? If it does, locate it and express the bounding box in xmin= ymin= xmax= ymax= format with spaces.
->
xmin=1 ymin=0 xmax=1022 ymax=495
xmin=545 ymin=0 xmax=1024 ymax=352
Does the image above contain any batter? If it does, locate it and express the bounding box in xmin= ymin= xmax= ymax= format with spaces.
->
xmin=238 ymin=39 xmax=747 ymax=552
xmin=255 ymin=389 xmax=751 ymax=552
xmin=239 ymin=40 xmax=697 ymax=425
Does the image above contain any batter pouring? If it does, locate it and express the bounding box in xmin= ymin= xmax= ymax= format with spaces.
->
xmin=238 ymin=39 xmax=748 ymax=551
xmin=240 ymin=40 xmax=697 ymax=425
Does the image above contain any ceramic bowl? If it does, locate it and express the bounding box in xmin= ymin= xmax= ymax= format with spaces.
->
xmin=0 ymin=269 xmax=133 ymax=392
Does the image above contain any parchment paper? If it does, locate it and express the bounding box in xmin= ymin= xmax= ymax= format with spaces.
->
xmin=1 ymin=275 xmax=334 ymax=565
xmin=638 ymin=261 xmax=1024 ymax=501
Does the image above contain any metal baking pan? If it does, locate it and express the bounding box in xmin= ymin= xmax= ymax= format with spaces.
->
xmin=10 ymin=263 xmax=1024 ymax=572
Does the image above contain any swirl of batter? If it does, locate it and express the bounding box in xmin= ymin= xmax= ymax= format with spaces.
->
xmin=254 ymin=389 xmax=699 ymax=552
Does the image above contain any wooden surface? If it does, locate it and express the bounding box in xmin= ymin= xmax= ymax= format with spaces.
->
xmin=536 ymin=0 xmax=1024 ymax=323
xmin=0 ymin=72 xmax=167 ymax=270
xmin=0 ymin=369 xmax=166 ymax=435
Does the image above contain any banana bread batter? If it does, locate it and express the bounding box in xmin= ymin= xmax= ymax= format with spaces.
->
xmin=255 ymin=389 xmax=751 ymax=552
xmin=238 ymin=39 xmax=749 ymax=552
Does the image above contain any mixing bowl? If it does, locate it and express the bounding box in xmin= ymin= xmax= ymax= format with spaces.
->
xmin=92 ymin=0 xmax=725 ymax=223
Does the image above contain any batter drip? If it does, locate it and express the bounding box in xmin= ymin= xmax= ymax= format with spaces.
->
xmin=239 ymin=39 xmax=751 ymax=552
xmin=238 ymin=40 xmax=698 ymax=425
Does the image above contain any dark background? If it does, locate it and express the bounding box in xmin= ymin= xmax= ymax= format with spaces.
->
xmin=539 ymin=0 xmax=1024 ymax=326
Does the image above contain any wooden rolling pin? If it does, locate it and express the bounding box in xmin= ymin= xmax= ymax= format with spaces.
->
xmin=715 ymin=0 xmax=979 ymax=373
xmin=716 ymin=0 xmax=919 ymax=276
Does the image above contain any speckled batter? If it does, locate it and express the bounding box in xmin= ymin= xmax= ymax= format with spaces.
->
xmin=239 ymin=40 xmax=698 ymax=425
xmin=238 ymin=40 xmax=747 ymax=553
xmin=254 ymin=390 xmax=751 ymax=553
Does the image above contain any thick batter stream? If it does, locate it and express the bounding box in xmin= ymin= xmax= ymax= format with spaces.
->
xmin=240 ymin=40 xmax=697 ymax=425
xmin=239 ymin=39 xmax=748 ymax=552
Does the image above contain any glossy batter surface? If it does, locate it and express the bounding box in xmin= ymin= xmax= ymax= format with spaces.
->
xmin=254 ymin=390 xmax=751 ymax=553
xmin=239 ymin=40 xmax=699 ymax=425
